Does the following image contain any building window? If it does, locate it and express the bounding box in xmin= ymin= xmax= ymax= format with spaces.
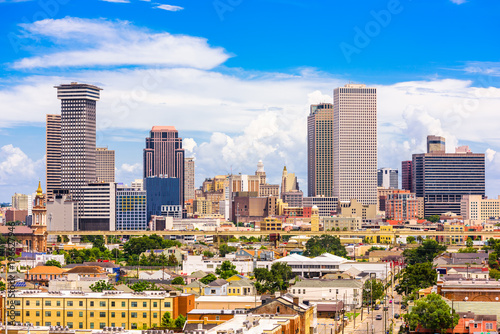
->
xmin=79 ymin=312 xmax=83 ymax=317
xmin=122 ymin=312 xmax=126 ymax=318
xmin=100 ymin=323 xmax=106 ymax=329
xmin=90 ymin=323 xmax=94 ymax=329
xmin=26 ymin=301 xmax=30 ymax=306
xmin=45 ymin=301 xmax=51 ymax=306
xmin=45 ymin=322 xmax=51 ymax=327
xmin=36 ymin=301 xmax=40 ymax=306
xmin=131 ymin=302 xmax=137 ymax=307
xmin=486 ymin=323 xmax=493 ymax=330
xmin=216 ymin=316 xmax=220 ymax=321
xmin=90 ymin=312 xmax=94 ymax=318
xmin=67 ymin=322 xmax=73 ymax=329
xmin=143 ymin=302 xmax=147 ymax=307
xmin=131 ymin=313 xmax=137 ymax=318
xmin=143 ymin=313 xmax=147 ymax=318
xmin=57 ymin=301 xmax=61 ymax=307
xmin=79 ymin=323 xmax=83 ymax=329
xmin=36 ymin=311 xmax=40 ymax=317
xmin=100 ymin=301 xmax=106 ymax=307
xmin=57 ymin=311 xmax=61 ymax=317
xmin=131 ymin=323 xmax=137 ymax=329
xmin=122 ymin=301 xmax=126 ymax=307
xmin=45 ymin=312 xmax=51 ymax=317
xmin=79 ymin=301 xmax=83 ymax=307
xmin=153 ymin=302 xmax=157 ymax=308
xmin=111 ymin=312 xmax=115 ymax=318
xmin=90 ymin=301 xmax=94 ymax=307
xmin=111 ymin=301 xmax=115 ymax=307
xmin=153 ymin=313 xmax=157 ymax=319
xmin=164 ymin=302 xmax=171 ymax=307
xmin=68 ymin=301 xmax=73 ymax=307
xmin=67 ymin=312 xmax=73 ymax=317
xmin=26 ymin=311 xmax=30 ymax=317
xmin=111 ymin=323 xmax=115 ymax=328
xmin=100 ymin=312 xmax=106 ymax=318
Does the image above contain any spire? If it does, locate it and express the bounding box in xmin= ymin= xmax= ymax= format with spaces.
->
xmin=36 ymin=181 xmax=43 ymax=196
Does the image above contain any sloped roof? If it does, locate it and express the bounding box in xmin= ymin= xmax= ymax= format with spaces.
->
xmin=208 ymin=279 xmax=228 ymax=287
xmin=293 ymin=279 xmax=363 ymax=288
xmin=27 ymin=266 xmax=65 ymax=274
xmin=65 ymin=266 xmax=106 ymax=274
xmin=185 ymin=280 xmax=207 ymax=288
xmin=190 ymin=270 xmax=209 ymax=278
xmin=275 ymin=253 xmax=310 ymax=262
xmin=313 ymin=253 xmax=348 ymax=263
xmin=229 ymin=279 xmax=253 ymax=287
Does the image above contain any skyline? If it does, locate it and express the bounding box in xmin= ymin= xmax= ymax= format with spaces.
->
xmin=1 ymin=0 xmax=500 ymax=201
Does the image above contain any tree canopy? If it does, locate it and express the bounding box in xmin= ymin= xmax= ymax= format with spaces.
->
xmin=396 ymin=262 xmax=437 ymax=297
xmin=128 ymin=281 xmax=160 ymax=292
xmin=254 ymin=262 xmax=293 ymax=294
xmin=171 ymin=277 xmax=185 ymax=285
xmin=404 ymin=293 xmax=459 ymax=334
xmin=303 ymin=235 xmax=347 ymax=257
xmin=45 ymin=259 xmax=62 ymax=268
xmin=363 ymin=279 xmax=384 ymax=305
xmin=402 ymin=239 xmax=446 ymax=265
xmin=200 ymin=274 xmax=217 ymax=285
xmin=123 ymin=235 xmax=181 ymax=256
xmin=90 ymin=280 xmax=114 ymax=292
xmin=216 ymin=260 xmax=238 ymax=279
xmin=219 ymin=244 xmax=237 ymax=257
xmin=426 ymin=215 xmax=441 ymax=223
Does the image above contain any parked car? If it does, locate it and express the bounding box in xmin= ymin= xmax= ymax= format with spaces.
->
xmin=376 ymin=315 xmax=383 ymax=320
xmin=394 ymin=314 xmax=400 ymax=319
xmin=374 ymin=305 xmax=381 ymax=310
xmin=401 ymin=304 xmax=407 ymax=310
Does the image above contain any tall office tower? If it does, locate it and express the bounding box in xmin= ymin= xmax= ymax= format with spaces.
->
xmin=144 ymin=126 xmax=184 ymax=206
xmin=333 ymin=84 xmax=377 ymax=205
xmin=184 ymin=157 xmax=195 ymax=202
xmin=427 ymin=135 xmax=446 ymax=153
xmin=401 ymin=160 xmax=412 ymax=191
xmin=80 ymin=182 xmax=116 ymax=231
xmin=144 ymin=176 xmax=180 ymax=222
xmin=55 ymin=83 xmax=102 ymax=228
xmin=307 ymin=103 xmax=334 ymax=197
xmin=116 ymin=184 xmax=147 ymax=230
xmin=96 ymin=147 xmax=115 ymax=182
xmin=377 ymin=168 xmax=398 ymax=189
xmin=12 ymin=193 xmax=29 ymax=210
xmin=281 ymin=166 xmax=298 ymax=195
xmin=412 ymin=140 xmax=485 ymax=216
xmin=46 ymin=114 xmax=61 ymax=198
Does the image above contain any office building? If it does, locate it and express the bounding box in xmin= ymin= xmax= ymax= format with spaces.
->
xmin=281 ymin=166 xmax=299 ymax=195
xmin=144 ymin=176 xmax=180 ymax=222
xmin=80 ymin=182 xmax=116 ymax=231
xmin=412 ymin=138 xmax=485 ymax=216
xmin=385 ymin=190 xmax=419 ymax=222
xmin=96 ymin=147 xmax=115 ymax=182
xmin=303 ymin=196 xmax=338 ymax=217
xmin=337 ymin=199 xmax=377 ymax=222
xmin=333 ymin=84 xmax=377 ymax=205
xmin=184 ymin=157 xmax=195 ymax=203
xmin=427 ymin=135 xmax=446 ymax=153
xmin=131 ymin=179 xmax=143 ymax=191
xmin=116 ymin=185 xmax=147 ymax=230
xmin=307 ymin=103 xmax=334 ymax=197
xmin=8 ymin=289 xmax=194 ymax=330
xmin=461 ymin=195 xmax=500 ymax=223
xmin=12 ymin=193 xmax=30 ymax=210
xmin=401 ymin=160 xmax=412 ymax=191
xmin=46 ymin=114 xmax=61 ymax=198
xmin=377 ymin=168 xmax=398 ymax=189
xmin=46 ymin=189 xmax=75 ymax=231
xmin=144 ymin=126 xmax=184 ymax=206
xmin=282 ymin=191 xmax=304 ymax=208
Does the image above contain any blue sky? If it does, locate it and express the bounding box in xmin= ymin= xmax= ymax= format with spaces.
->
xmin=0 ymin=0 xmax=500 ymax=202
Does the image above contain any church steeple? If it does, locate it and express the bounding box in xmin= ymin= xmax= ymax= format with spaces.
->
xmin=36 ymin=180 xmax=43 ymax=196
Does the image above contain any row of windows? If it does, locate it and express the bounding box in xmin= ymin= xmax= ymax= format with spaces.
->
xmin=31 ymin=322 xmax=151 ymax=330
xmin=19 ymin=300 xmax=169 ymax=308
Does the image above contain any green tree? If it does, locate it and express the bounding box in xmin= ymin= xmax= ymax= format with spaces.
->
xmin=406 ymin=236 xmax=416 ymax=244
xmin=404 ymin=293 xmax=459 ymax=334
xmin=303 ymin=235 xmax=347 ymax=257
xmin=219 ymin=244 xmax=237 ymax=257
xmin=123 ymin=235 xmax=181 ymax=256
xmin=216 ymin=260 xmax=238 ymax=279
xmin=402 ymin=239 xmax=446 ymax=265
xmin=128 ymin=281 xmax=160 ymax=292
xmin=253 ymin=262 xmax=293 ymax=294
xmin=90 ymin=280 xmax=114 ymax=292
xmin=160 ymin=311 xmax=174 ymax=328
xmin=363 ymin=279 xmax=384 ymax=305
xmin=426 ymin=215 xmax=440 ymax=223
xmin=92 ymin=236 xmax=106 ymax=252
xmin=466 ymin=237 xmax=473 ymax=248
xmin=490 ymin=269 xmax=500 ymax=280
xmin=396 ymin=262 xmax=437 ymax=297
xmin=174 ymin=314 xmax=186 ymax=328
xmin=200 ymin=274 xmax=217 ymax=285
xmin=488 ymin=252 xmax=499 ymax=269
xmin=457 ymin=247 xmax=477 ymax=253
xmin=203 ymin=250 xmax=215 ymax=258
xmin=171 ymin=277 xmax=185 ymax=285
xmin=167 ymin=254 xmax=178 ymax=267
xmin=45 ymin=259 xmax=62 ymax=268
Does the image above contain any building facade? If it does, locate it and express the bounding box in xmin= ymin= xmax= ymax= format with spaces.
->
xmin=143 ymin=126 xmax=184 ymax=206
xmin=412 ymin=141 xmax=485 ymax=216
xmin=96 ymin=147 xmax=115 ymax=182
xmin=401 ymin=160 xmax=412 ymax=191
xmin=80 ymin=182 xmax=116 ymax=231
xmin=307 ymin=103 xmax=334 ymax=197
xmin=144 ymin=176 xmax=180 ymax=222
xmin=460 ymin=195 xmax=500 ymax=223
xmin=116 ymin=185 xmax=147 ymax=230
xmin=377 ymin=168 xmax=398 ymax=189
xmin=333 ymin=84 xmax=377 ymax=205
xmin=184 ymin=157 xmax=195 ymax=203
xmin=303 ymin=196 xmax=338 ymax=217
xmin=46 ymin=189 xmax=74 ymax=231
xmin=46 ymin=114 xmax=61 ymax=198
xmin=385 ymin=190 xmax=419 ymax=221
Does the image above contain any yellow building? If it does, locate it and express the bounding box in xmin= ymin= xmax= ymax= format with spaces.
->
xmin=227 ymin=279 xmax=255 ymax=296
xmin=260 ymin=217 xmax=282 ymax=231
xmin=183 ymin=280 xmax=206 ymax=296
xmin=310 ymin=206 xmax=319 ymax=232
xmin=3 ymin=290 xmax=194 ymax=330
xmin=444 ymin=222 xmax=464 ymax=244
xmin=193 ymin=198 xmax=212 ymax=215
xmin=365 ymin=225 xmax=394 ymax=244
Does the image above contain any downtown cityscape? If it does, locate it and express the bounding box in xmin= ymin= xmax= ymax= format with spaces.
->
xmin=1 ymin=1 xmax=500 ymax=334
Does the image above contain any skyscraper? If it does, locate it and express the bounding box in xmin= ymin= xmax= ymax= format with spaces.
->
xmin=377 ymin=168 xmax=398 ymax=189
xmin=307 ymin=103 xmax=334 ymax=197
xmin=46 ymin=114 xmax=61 ymax=198
xmin=333 ymin=84 xmax=377 ymax=205
xmin=412 ymin=138 xmax=485 ymax=216
xmin=184 ymin=157 xmax=195 ymax=203
xmin=401 ymin=160 xmax=412 ymax=191
xmin=96 ymin=147 xmax=115 ymax=182
xmin=427 ymin=135 xmax=446 ymax=153
xmin=55 ymin=82 xmax=102 ymax=230
xmin=143 ymin=126 xmax=185 ymax=205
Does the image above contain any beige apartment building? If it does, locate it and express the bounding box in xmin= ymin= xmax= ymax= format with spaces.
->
xmin=96 ymin=147 xmax=115 ymax=182
xmin=461 ymin=195 xmax=500 ymax=223
xmin=338 ymin=199 xmax=377 ymax=222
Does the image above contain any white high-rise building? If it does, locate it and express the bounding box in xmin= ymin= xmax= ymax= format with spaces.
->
xmin=184 ymin=157 xmax=195 ymax=202
xmin=378 ymin=168 xmax=398 ymax=189
xmin=333 ymin=84 xmax=377 ymax=205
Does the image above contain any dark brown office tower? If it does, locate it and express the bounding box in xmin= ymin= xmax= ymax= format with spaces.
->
xmin=401 ymin=160 xmax=412 ymax=191
xmin=144 ymin=126 xmax=184 ymax=206
xmin=46 ymin=114 xmax=61 ymax=198
xmin=55 ymin=82 xmax=102 ymax=229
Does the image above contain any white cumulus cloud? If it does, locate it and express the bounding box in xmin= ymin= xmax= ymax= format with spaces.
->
xmin=156 ymin=4 xmax=183 ymax=11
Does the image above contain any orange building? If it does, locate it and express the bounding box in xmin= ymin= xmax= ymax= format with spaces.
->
xmin=25 ymin=266 xmax=65 ymax=286
xmin=385 ymin=190 xmax=419 ymax=222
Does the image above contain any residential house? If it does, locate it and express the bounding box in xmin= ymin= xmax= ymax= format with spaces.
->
xmin=186 ymin=270 xmax=210 ymax=284
xmin=183 ymin=280 xmax=207 ymax=296
xmin=63 ymin=266 xmax=108 ymax=280
xmin=25 ymin=266 xmax=65 ymax=286
xmin=225 ymin=274 xmax=247 ymax=282
xmin=138 ymin=269 xmax=172 ymax=280
xmin=235 ymin=249 xmax=275 ymax=261
xmin=368 ymin=250 xmax=402 ymax=262
xmin=414 ymin=311 xmax=496 ymax=334
xmin=227 ymin=279 xmax=255 ymax=296
xmin=204 ymin=279 xmax=229 ymax=296
xmin=289 ymin=279 xmax=363 ymax=309
xmin=316 ymin=302 xmax=344 ymax=318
